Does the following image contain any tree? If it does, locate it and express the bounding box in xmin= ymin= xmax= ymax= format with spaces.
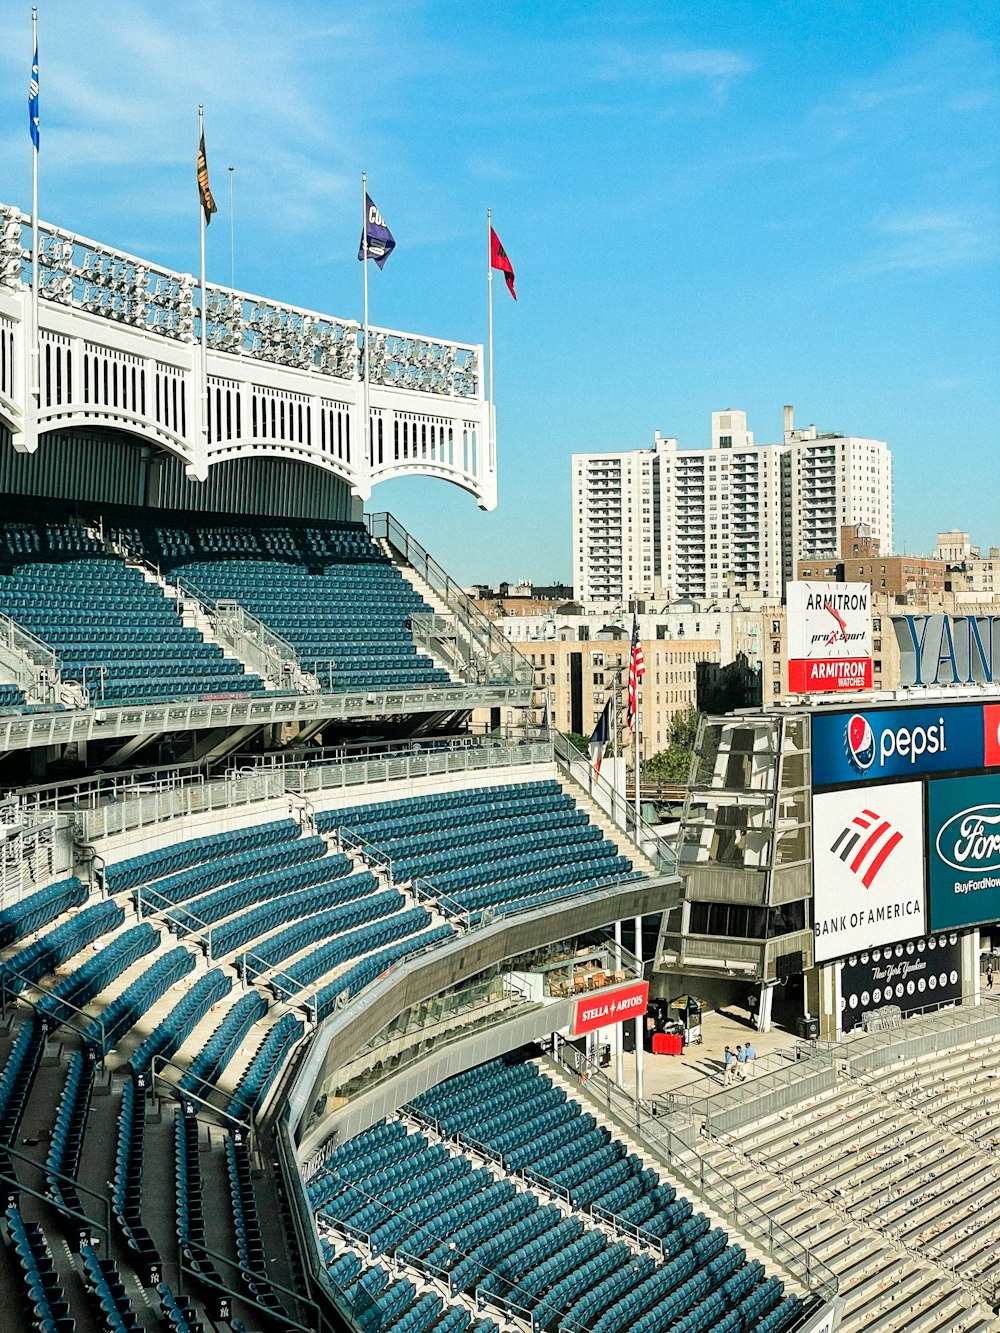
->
xmin=564 ymin=731 xmax=590 ymax=755
xmin=641 ymin=704 xmax=701 ymax=786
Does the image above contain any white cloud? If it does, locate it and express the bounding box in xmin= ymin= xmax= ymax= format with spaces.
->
xmin=867 ymin=207 xmax=997 ymax=272
xmin=595 ymin=42 xmax=754 ymax=101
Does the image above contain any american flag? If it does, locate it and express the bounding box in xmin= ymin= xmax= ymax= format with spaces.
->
xmin=627 ymin=614 xmax=645 ymax=730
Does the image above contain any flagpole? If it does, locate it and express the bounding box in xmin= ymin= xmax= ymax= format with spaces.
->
xmin=614 ymin=673 xmax=624 ymax=1087
xmin=198 ymin=105 xmax=209 ymax=448
xmin=228 ymin=165 xmax=235 ymax=293
xmin=634 ymin=669 xmax=644 ymax=1104
xmin=362 ymin=172 xmax=370 ymax=468
xmin=487 ymin=207 xmax=494 ymax=469
xmin=30 ymin=5 xmax=39 ymax=399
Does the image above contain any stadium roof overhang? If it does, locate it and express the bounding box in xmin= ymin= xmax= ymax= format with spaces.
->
xmin=0 ymin=682 xmax=532 ymax=755
xmin=288 ymin=872 xmax=681 ymax=1159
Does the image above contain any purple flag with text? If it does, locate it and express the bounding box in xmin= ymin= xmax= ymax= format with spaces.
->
xmin=359 ymin=193 xmax=396 ymax=269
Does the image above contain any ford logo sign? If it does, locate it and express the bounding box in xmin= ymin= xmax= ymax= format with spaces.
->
xmin=935 ymin=804 xmax=1000 ymax=871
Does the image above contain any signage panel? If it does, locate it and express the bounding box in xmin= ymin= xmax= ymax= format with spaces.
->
xmin=893 ymin=613 xmax=1000 ymax=688
xmin=813 ymin=782 xmax=926 ymax=963
xmin=840 ymin=933 xmax=962 ymax=1029
xmin=573 ymin=981 xmax=649 ymax=1037
xmin=985 ymin=704 xmax=1000 ymax=768
xmin=928 ymin=773 xmax=1000 ymax=930
xmin=811 ymin=704 xmax=985 ymax=787
xmin=787 ymin=582 xmax=872 ymax=694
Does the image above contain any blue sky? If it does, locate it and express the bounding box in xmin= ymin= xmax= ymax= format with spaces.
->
xmin=0 ymin=1 xmax=997 ymax=584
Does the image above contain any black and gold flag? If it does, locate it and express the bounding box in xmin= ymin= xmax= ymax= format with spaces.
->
xmin=197 ymin=132 xmax=218 ymax=225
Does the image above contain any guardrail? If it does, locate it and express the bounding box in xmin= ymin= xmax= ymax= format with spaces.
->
xmin=552 ymin=728 xmax=678 ymax=876
xmin=0 ymin=611 xmax=67 ymax=704
xmin=69 ymin=738 xmax=556 ymax=841
xmin=369 ymin=511 xmax=534 ymax=688
xmin=549 ymin=1041 xmax=839 ymax=1305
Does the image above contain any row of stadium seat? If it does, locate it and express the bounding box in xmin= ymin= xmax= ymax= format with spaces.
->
xmin=0 ymin=875 xmax=86 ymax=949
xmin=237 ymin=886 xmax=404 ymax=975
xmin=106 ymin=817 xmax=299 ymax=893
xmin=2 ymin=1204 xmax=75 ymax=1332
xmin=314 ymin=1064 xmax=804 ymax=1333
xmin=0 ymin=1021 xmax=46 ymax=1177
xmin=323 ymin=1243 xmax=501 ymax=1333
xmin=1 ymin=898 xmax=125 ymax=997
xmin=265 ymin=904 xmax=438 ymax=996
xmin=227 ymin=1011 xmax=305 ymax=1123
xmin=46 ymin=1049 xmax=94 ymax=1224
xmin=35 ymin=922 xmax=160 ymax=1033
xmin=179 ymin=991 xmax=268 ymax=1105
xmin=225 ymin=1134 xmax=285 ymax=1313
xmin=113 ymin=1077 xmax=162 ymax=1286
xmin=174 ymin=1110 xmax=228 ymax=1315
xmin=130 ymin=968 xmax=233 ymax=1077
xmin=79 ymin=1244 xmax=142 ymax=1332
xmin=170 ymin=855 xmax=366 ymax=936
xmin=0 ymin=682 xmax=27 ymax=710
xmin=135 ymin=832 xmax=325 ymax=914
xmin=83 ymin=946 xmax=197 ymax=1059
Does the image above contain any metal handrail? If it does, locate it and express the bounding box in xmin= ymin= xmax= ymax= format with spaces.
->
xmin=552 ymin=727 xmax=678 ymax=875
xmin=548 ymin=1041 xmax=840 ymax=1303
xmin=336 ymin=825 xmax=473 ymax=929
xmin=368 ymin=510 xmax=534 ymax=687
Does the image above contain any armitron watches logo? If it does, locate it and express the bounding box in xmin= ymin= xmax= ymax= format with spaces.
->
xmin=846 ymin=715 xmax=876 ymax=772
xmin=830 ymin=808 xmax=903 ymax=888
xmin=935 ymin=804 xmax=1000 ymax=872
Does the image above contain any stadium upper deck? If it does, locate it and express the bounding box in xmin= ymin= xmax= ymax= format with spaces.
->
xmin=0 ymin=199 xmax=495 ymax=508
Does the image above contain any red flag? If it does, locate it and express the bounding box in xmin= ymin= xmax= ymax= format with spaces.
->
xmin=490 ymin=226 xmax=516 ymax=300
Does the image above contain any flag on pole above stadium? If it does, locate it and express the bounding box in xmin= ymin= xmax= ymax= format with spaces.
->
xmin=197 ymin=132 xmax=218 ymax=225
xmin=627 ymin=614 xmax=645 ymax=730
xmin=359 ymin=193 xmax=396 ymax=269
xmin=589 ymin=698 xmax=613 ymax=779
xmin=490 ymin=226 xmax=516 ymax=299
xmin=28 ymin=33 xmax=39 ymax=149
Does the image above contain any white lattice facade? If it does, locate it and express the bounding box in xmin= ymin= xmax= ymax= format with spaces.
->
xmin=0 ymin=202 xmax=495 ymax=509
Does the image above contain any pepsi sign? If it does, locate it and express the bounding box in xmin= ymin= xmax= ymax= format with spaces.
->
xmin=928 ymin=773 xmax=1000 ymax=930
xmin=812 ymin=704 xmax=986 ymax=787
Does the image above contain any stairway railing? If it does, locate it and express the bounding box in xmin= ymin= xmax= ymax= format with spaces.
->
xmin=368 ymin=510 xmax=533 ymax=688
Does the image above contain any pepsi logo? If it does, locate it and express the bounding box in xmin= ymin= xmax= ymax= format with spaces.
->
xmin=846 ymin=714 xmax=876 ymax=772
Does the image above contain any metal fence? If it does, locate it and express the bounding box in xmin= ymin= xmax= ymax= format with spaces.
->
xmin=550 ymin=1042 xmax=839 ymax=1305
xmin=842 ymin=995 xmax=1000 ymax=1075
xmin=70 ymin=739 xmax=555 ymax=840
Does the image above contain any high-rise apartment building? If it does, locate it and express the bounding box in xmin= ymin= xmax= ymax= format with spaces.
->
xmin=783 ymin=410 xmax=893 ymax=573
xmin=572 ymin=407 xmax=893 ymax=604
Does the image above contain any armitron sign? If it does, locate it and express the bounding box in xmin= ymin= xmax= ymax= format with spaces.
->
xmin=573 ymin=981 xmax=649 ymax=1036
xmin=787 ymin=581 xmax=872 ymax=694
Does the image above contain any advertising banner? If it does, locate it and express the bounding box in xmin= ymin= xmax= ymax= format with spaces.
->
xmin=986 ymin=704 xmax=1000 ymax=768
xmin=811 ymin=703 xmax=986 ymax=787
xmin=813 ymin=782 xmax=926 ymax=962
xmin=573 ymin=981 xmax=649 ymax=1037
xmin=840 ymin=933 xmax=962 ymax=1029
xmin=928 ymin=773 xmax=1000 ymax=930
xmin=787 ymin=581 xmax=872 ymax=694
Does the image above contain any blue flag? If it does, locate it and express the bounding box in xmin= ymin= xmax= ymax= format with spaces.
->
xmin=359 ymin=193 xmax=395 ymax=269
xmin=29 ymin=39 xmax=39 ymax=149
